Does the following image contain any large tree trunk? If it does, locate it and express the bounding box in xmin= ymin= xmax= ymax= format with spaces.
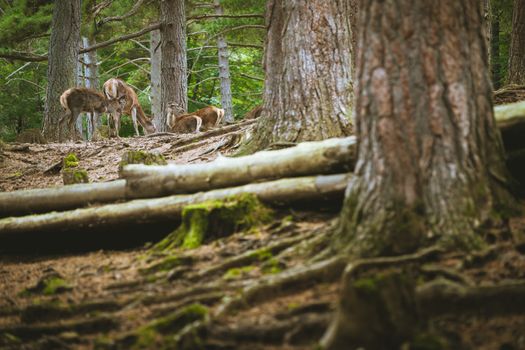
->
xmin=245 ymin=0 xmax=354 ymax=152
xmin=335 ymin=0 xmax=516 ymax=257
xmin=507 ymin=0 xmax=525 ymax=85
xmin=214 ymin=0 xmax=234 ymax=124
xmin=42 ymin=0 xmax=81 ymax=142
xmin=150 ymin=29 xmax=164 ymax=132
xmin=160 ymin=0 xmax=187 ymax=121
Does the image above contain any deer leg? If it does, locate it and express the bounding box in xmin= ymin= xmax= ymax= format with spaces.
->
xmin=115 ymin=113 xmax=122 ymax=138
xmin=131 ymin=106 xmax=140 ymax=136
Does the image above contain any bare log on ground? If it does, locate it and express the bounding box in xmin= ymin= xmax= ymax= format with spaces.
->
xmin=123 ymin=137 xmax=356 ymax=198
xmin=0 ymin=174 xmax=349 ymax=236
xmin=494 ymin=100 xmax=525 ymax=130
xmin=0 ymin=180 xmax=126 ymax=217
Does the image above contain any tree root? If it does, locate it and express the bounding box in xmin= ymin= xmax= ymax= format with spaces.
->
xmin=0 ymin=315 xmax=117 ymax=342
xmin=149 ymin=291 xmax=224 ymax=319
xmin=214 ymin=256 xmax=347 ymax=318
xmin=192 ymin=231 xmax=316 ymax=280
xmin=418 ymin=279 xmax=525 ymax=317
xmin=207 ymin=313 xmax=332 ymax=346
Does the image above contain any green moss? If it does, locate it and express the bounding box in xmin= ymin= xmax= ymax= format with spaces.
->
xmin=261 ymin=258 xmax=283 ymax=274
xmin=118 ymin=150 xmax=167 ymax=176
xmin=63 ymin=153 xmax=79 ymax=168
xmin=130 ymin=304 xmax=208 ymax=349
xmin=141 ymin=255 xmax=193 ymax=275
xmin=223 ymin=266 xmax=256 ymax=280
xmin=0 ymin=332 xmax=20 ymax=344
xmin=353 ymin=277 xmax=379 ymax=295
xmin=20 ymin=276 xmax=73 ymax=297
xmin=42 ymin=277 xmax=72 ymax=295
xmin=62 ymin=168 xmax=89 ymax=185
xmin=153 ymin=194 xmax=273 ymax=252
xmin=410 ymin=333 xmax=447 ymax=350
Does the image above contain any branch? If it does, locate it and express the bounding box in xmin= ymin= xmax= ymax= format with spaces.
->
xmin=228 ymin=42 xmax=263 ymax=49
xmin=0 ymin=52 xmax=47 ymax=62
xmin=97 ymin=0 xmax=150 ymax=26
xmin=187 ymin=13 xmax=264 ymax=25
xmin=80 ymin=23 xmax=161 ymax=53
xmin=239 ymin=73 xmax=264 ymax=81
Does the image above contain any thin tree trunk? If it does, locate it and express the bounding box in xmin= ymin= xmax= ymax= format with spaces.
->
xmin=335 ymin=0 xmax=516 ymax=257
xmin=42 ymin=0 xmax=81 ymax=142
xmin=244 ymin=0 xmax=354 ymax=152
xmin=482 ymin=0 xmax=492 ymax=64
xmin=214 ymin=0 xmax=234 ymax=124
xmin=160 ymin=0 xmax=187 ymax=120
xmin=508 ymin=0 xmax=525 ymax=85
xmin=83 ymin=36 xmax=100 ymax=140
xmin=75 ymin=49 xmax=84 ymax=139
xmin=150 ymin=29 xmax=163 ymax=132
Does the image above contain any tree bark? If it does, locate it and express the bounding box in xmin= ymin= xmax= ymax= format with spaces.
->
xmin=491 ymin=9 xmax=502 ymax=89
xmin=0 ymin=174 xmax=349 ymax=236
xmin=335 ymin=0 xmax=517 ymax=257
xmin=507 ymin=0 xmax=525 ymax=85
xmin=42 ymin=0 xmax=81 ymax=142
xmin=214 ymin=0 xmax=234 ymax=124
xmin=150 ymin=29 xmax=163 ymax=132
xmin=160 ymin=0 xmax=187 ymax=122
xmin=245 ymin=0 xmax=354 ymax=152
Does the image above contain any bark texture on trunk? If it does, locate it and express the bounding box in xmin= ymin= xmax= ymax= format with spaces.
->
xmin=83 ymin=36 xmax=100 ymax=140
xmin=508 ymin=0 xmax=525 ymax=85
xmin=336 ymin=0 xmax=516 ymax=257
xmin=214 ymin=0 xmax=234 ymax=124
xmin=491 ymin=11 xmax=501 ymax=89
xmin=160 ymin=0 xmax=187 ymax=124
xmin=42 ymin=0 xmax=81 ymax=142
xmin=151 ymin=29 xmax=163 ymax=132
xmin=246 ymin=0 xmax=354 ymax=151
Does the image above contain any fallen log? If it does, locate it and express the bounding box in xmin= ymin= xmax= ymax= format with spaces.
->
xmin=122 ymin=137 xmax=357 ymax=198
xmin=0 ymin=174 xmax=349 ymax=237
xmin=494 ymin=100 xmax=525 ymax=130
xmin=0 ymin=180 xmax=127 ymax=217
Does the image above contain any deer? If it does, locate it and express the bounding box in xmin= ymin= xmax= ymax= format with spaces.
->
xmin=59 ymin=87 xmax=124 ymax=141
xmin=166 ymin=102 xmax=224 ymax=133
xmin=166 ymin=102 xmax=202 ymax=134
xmin=103 ymin=78 xmax=156 ymax=137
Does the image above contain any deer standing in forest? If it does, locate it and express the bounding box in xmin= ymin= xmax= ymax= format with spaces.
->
xmin=166 ymin=102 xmax=224 ymax=134
xmin=103 ymin=78 xmax=156 ymax=137
xmin=59 ymin=87 xmax=123 ymax=142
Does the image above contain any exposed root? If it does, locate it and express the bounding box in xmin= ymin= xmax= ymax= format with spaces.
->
xmin=192 ymin=231 xmax=315 ymax=280
xmin=214 ymin=256 xmax=347 ymax=318
xmin=0 ymin=315 xmax=117 ymax=342
xmin=417 ymin=279 xmax=525 ymax=317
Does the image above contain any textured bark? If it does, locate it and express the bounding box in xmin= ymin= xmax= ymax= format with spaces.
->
xmin=508 ymin=0 xmax=525 ymax=84
xmin=42 ymin=0 xmax=81 ymax=142
xmin=150 ymin=29 xmax=163 ymax=132
xmin=214 ymin=0 xmax=234 ymax=124
xmin=246 ymin=0 xmax=354 ymax=151
xmin=160 ymin=0 xmax=187 ymax=126
xmin=482 ymin=0 xmax=491 ymax=64
xmin=336 ymin=0 xmax=516 ymax=257
xmin=491 ymin=11 xmax=502 ymax=89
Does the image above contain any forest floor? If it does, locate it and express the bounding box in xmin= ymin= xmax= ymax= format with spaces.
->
xmin=1 ymin=120 xmax=525 ymax=349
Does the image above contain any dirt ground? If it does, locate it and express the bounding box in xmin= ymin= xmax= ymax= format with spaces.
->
xmin=1 ymin=122 xmax=525 ymax=349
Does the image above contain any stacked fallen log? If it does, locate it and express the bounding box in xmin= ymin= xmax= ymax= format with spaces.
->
xmin=1 ymin=103 xmax=525 ymax=240
xmin=0 ymin=137 xmax=356 ymax=217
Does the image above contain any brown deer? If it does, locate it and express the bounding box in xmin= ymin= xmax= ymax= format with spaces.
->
xmin=193 ymin=106 xmax=224 ymax=130
xmin=59 ymin=87 xmax=123 ymax=141
xmin=166 ymin=102 xmax=202 ymax=134
xmin=166 ymin=103 xmax=224 ymax=133
xmin=103 ymin=78 xmax=156 ymax=137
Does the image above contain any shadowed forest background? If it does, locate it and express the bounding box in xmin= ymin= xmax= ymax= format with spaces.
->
xmin=1 ymin=0 xmax=525 ymax=349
